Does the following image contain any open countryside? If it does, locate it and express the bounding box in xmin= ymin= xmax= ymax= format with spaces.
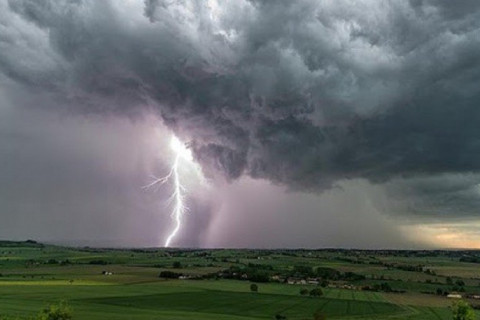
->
xmin=1 ymin=241 xmax=479 ymax=319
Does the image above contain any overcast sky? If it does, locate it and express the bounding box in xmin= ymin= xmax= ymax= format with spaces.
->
xmin=1 ymin=0 xmax=480 ymax=248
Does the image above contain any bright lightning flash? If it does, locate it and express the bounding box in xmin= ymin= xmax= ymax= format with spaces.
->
xmin=144 ymin=136 xmax=194 ymax=247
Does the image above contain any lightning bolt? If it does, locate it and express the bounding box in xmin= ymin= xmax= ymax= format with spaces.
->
xmin=144 ymin=136 xmax=192 ymax=247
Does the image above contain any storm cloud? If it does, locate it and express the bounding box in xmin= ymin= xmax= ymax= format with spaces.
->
xmin=1 ymin=0 xmax=480 ymax=246
xmin=3 ymin=0 xmax=480 ymax=187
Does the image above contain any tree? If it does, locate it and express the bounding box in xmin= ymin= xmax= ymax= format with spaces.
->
xmin=172 ymin=261 xmax=182 ymax=268
xmin=250 ymin=283 xmax=258 ymax=292
xmin=309 ymin=288 xmax=323 ymax=297
xmin=38 ymin=301 xmax=72 ymax=320
xmin=452 ymin=300 xmax=475 ymax=320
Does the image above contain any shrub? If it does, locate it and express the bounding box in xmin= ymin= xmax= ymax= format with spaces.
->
xmin=452 ymin=300 xmax=475 ymax=320
xmin=159 ymin=271 xmax=182 ymax=279
xmin=38 ymin=301 xmax=72 ymax=320
xmin=309 ymin=288 xmax=323 ymax=297
xmin=456 ymin=280 xmax=466 ymax=287
xmin=88 ymin=260 xmax=108 ymax=265
xmin=250 ymin=283 xmax=258 ymax=292
xmin=380 ymin=282 xmax=393 ymax=292
xmin=313 ymin=310 xmax=327 ymax=320
xmin=300 ymin=288 xmax=309 ymax=295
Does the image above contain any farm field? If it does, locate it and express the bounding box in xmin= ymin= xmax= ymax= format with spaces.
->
xmin=1 ymin=241 xmax=480 ymax=319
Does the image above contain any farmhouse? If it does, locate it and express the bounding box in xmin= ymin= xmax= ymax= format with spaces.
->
xmin=341 ymin=284 xmax=357 ymax=290
xmin=286 ymin=277 xmax=306 ymax=285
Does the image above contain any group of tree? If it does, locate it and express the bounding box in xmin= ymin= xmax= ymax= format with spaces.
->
xmin=446 ymin=277 xmax=465 ymax=286
xmin=361 ymin=282 xmax=404 ymax=293
xmin=217 ymin=266 xmax=271 ymax=282
xmin=290 ymin=266 xmax=364 ymax=281
xmin=299 ymin=288 xmax=323 ymax=297
xmin=459 ymin=256 xmax=480 ymax=264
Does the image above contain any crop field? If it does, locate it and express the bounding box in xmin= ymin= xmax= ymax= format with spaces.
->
xmin=1 ymin=241 xmax=480 ymax=319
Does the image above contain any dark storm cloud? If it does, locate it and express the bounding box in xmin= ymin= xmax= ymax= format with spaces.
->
xmin=383 ymin=174 xmax=480 ymax=220
xmin=2 ymin=1 xmax=480 ymax=197
xmin=409 ymin=0 xmax=480 ymax=20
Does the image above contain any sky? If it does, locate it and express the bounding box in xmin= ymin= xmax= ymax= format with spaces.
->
xmin=1 ymin=0 xmax=480 ymax=249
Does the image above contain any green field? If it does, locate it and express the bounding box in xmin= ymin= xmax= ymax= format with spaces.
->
xmin=0 ymin=282 xmax=425 ymax=320
xmin=1 ymin=241 xmax=480 ymax=319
